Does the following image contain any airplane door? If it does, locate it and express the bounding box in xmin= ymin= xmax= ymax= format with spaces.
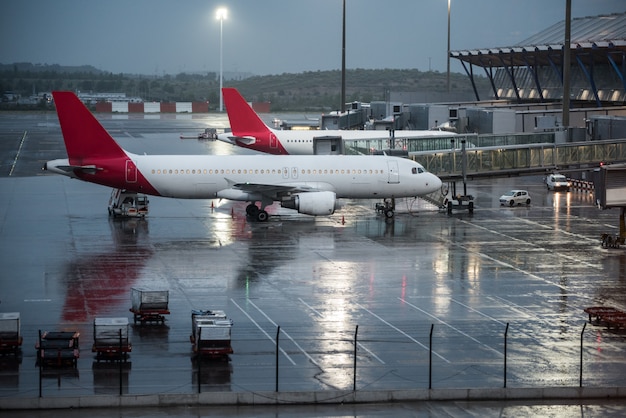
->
xmin=291 ymin=167 xmax=299 ymax=179
xmin=270 ymin=133 xmax=278 ymax=149
xmin=282 ymin=167 xmax=289 ymax=179
xmin=125 ymin=159 xmax=137 ymax=183
xmin=387 ymin=161 xmax=399 ymax=184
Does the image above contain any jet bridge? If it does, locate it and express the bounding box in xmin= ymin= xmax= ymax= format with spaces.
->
xmin=411 ymin=138 xmax=626 ymax=181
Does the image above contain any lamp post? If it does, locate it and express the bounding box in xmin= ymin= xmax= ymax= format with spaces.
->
xmin=447 ymin=0 xmax=451 ymax=93
xmin=216 ymin=7 xmax=227 ymax=112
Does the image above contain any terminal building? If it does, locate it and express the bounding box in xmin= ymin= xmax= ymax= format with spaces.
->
xmin=365 ymin=13 xmax=626 ymax=141
xmin=451 ymin=12 xmax=626 ymax=105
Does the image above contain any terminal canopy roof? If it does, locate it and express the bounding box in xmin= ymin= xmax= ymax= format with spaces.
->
xmin=451 ymin=13 xmax=626 ymax=68
xmin=451 ymin=13 xmax=626 ymax=103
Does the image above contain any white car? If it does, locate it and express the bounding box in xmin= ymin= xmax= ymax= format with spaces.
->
xmin=499 ymin=190 xmax=531 ymax=206
xmin=546 ymin=174 xmax=570 ymax=191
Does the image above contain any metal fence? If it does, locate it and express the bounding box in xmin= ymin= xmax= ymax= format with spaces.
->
xmin=3 ymin=318 xmax=624 ymax=398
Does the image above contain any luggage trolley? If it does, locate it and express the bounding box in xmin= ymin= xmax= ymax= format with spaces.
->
xmin=129 ymin=288 xmax=170 ymax=324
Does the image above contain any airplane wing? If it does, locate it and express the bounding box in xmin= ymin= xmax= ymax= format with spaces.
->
xmin=216 ymin=180 xmax=336 ymax=210
xmin=230 ymin=180 xmax=334 ymax=198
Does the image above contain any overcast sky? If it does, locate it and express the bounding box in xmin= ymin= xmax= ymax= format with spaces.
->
xmin=1 ymin=0 xmax=624 ymax=76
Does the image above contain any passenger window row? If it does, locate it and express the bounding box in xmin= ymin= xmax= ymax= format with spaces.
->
xmin=151 ymin=168 xmax=388 ymax=175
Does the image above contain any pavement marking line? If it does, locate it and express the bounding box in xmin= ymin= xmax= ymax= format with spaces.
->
xmin=9 ymin=131 xmax=27 ymax=176
xmin=230 ymin=298 xmax=296 ymax=366
xmin=456 ymin=218 xmax=601 ymax=269
xmin=398 ymin=297 xmax=503 ymax=357
xmin=356 ymin=302 xmax=450 ymax=363
xmin=298 ymin=298 xmax=385 ymax=364
xmin=432 ymin=231 xmax=572 ymax=294
xmin=449 ymin=298 xmax=508 ymax=326
xmin=298 ymin=297 xmax=324 ymax=317
xmin=486 ymin=295 xmax=626 ymax=356
xmin=488 ymin=295 xmax=550 ymax=324
xmin=247 ymin=299 xmax=321 ymax=368
xmin=356 ymin=341 xmax=386 ymax=364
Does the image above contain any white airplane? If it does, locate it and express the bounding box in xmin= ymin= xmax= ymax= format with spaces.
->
xmin=44 ymin=91 xmax=442 ymax=221
xmin=219 ymin=87 xmax=455 ymax=155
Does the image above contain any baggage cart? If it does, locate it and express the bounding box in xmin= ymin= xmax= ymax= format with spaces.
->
xmin=36 ymin=330 xmax=80 ymax=367
xmin=92 ymin=317 xmax=131 ymax=361
xmin=0 ymin=312 xmax=23 ymax=356
xmin=190 ymin=310 xmax=233 ymax=359
xmin=129 ymin=288 xmax=170 ymax=324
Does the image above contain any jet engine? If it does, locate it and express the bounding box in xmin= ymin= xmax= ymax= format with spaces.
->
xmin=281 ymin=191 xmax=337 ymax=216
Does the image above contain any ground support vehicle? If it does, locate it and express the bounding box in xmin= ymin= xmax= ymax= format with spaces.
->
xmin=0 ymin=313 xmax=22 ymax=356
xmin=594 ymin=165 xmax=626 ymax=248
xmin=92 ymin=317 xmax=131 ymax=361
xmin=108 ymin=189 xmax=149 ymax=218
xmin=190 ymin=310 xmax=233 ymax=359
xmin=445 ymin=194 xmax=474 ymax=214
xmin=36 ymin=330 xmax=80 ymax=367
xmin=129 ymin=288 xmax=170 ymax=324
xmin=180 ymin=128 xmax=218 ymax=140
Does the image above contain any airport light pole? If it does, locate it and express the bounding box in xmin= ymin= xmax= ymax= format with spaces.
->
xmin=447 ymin=0 xmax=451 ymax=93
xmin=216 ymin=7 xmax=228 ymax=112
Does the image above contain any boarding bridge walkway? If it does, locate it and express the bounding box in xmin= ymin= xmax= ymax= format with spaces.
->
xmin=410 ymin=138 xmax=626 ymax=182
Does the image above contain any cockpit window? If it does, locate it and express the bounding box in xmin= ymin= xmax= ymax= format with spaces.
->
xmin=411 ymin=167 xmax=424 ymax=174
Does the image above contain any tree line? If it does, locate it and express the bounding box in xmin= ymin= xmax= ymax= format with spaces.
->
xmin=0 ymin=63 xmax=488 ymax=111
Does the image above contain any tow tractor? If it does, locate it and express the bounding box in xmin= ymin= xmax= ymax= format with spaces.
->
xmin=180 ymin=128 xmax=218 ymax=140
xmin=108 ymin=189 xmax=149 ymax=218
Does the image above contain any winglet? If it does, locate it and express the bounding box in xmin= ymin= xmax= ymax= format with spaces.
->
xmin=52 ymin=91 xmax=126 ymax=164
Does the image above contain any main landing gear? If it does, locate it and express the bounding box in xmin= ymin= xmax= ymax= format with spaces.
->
xmin=375 ymin=198 xmax=395 ymax=219
xmin=246 ymin=203 xmax=269 ymax=222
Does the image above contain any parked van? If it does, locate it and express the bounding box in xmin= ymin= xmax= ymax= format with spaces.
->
xmin=546 ymin=174 xmax=570 ymax=191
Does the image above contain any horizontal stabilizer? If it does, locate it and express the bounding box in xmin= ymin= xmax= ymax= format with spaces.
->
xmin=59 ymin=164 xmax=102 ymax=175
xmin=232 ymin=136 xmax=257 ymax=145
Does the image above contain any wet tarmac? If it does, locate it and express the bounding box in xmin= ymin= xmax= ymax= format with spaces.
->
xmin=2 ymin=113 xmax=626 ymax=416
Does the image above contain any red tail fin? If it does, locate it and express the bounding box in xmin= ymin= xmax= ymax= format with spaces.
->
xmin=52 ymin=91 xmax=126 ymax=164
xmin=222 ymin=88 xmax=271 ymax=136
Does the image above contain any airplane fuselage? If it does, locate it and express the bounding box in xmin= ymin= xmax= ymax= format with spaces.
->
xmin=47 ymin=153 xmax=440 ymax=200
xmin=218 ymin=127 xmax=456 ymax=155
xmin=220 ymin=88 xmax=456 ymax=156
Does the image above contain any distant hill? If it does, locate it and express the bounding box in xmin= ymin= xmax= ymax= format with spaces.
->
xmin=0 ymin=63 xmax=490 ymax=111
xmin=0 ymin=63 xmax=104 ymax=74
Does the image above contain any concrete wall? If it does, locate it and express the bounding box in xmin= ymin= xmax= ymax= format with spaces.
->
xmin=2 ymin=386 xmax=626 ymax=410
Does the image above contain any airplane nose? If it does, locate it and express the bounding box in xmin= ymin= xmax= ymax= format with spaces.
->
xmin=427 ymin=173 xmax=442 ymax=193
